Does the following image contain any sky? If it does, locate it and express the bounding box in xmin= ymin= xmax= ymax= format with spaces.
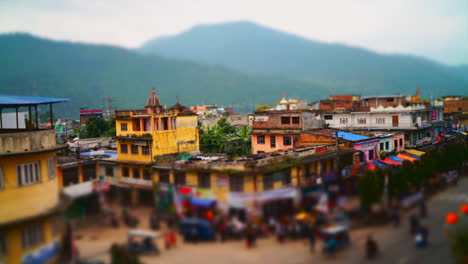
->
xmin=0 ymin=0 xmax=467 ymax=65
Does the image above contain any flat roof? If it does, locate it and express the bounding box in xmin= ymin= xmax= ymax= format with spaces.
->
xmin=360 ymin=95 xmax=404 ymax=99
xmin=0 ymin=95 xmax=69 ymax=107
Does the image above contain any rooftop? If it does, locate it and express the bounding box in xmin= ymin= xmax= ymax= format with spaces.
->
xmin=0 ymin=95 xmax=69 ymax=107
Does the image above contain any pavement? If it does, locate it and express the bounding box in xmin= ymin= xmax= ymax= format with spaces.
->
xmin=76 ymin=178 xmax=468 ymax=264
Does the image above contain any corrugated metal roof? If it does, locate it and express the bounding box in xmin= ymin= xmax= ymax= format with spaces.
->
xmin=0 ymin=95 xmax=69 ymax=106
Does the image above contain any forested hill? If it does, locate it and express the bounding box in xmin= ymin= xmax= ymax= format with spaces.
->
xmin=141 ymin=21 xmax=468 ymax=98
xmin=0 ymin=33 xmax=328 ymax=117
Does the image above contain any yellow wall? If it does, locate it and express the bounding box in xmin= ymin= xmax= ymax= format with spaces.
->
xmin=0 ymin=215 xmax=61 ymax=264
xmin=0 ymin=152 xmax=59 ymax=224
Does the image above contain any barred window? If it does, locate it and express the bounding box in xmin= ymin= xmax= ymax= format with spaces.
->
xmin=292 ymin=116 xmax=300 ymax=124
xmin=281 ymin=116 xmax=290 ymax=124
xmin=229 ymin=175 xmax=244 ymax=192
xmin=132 ymin=168 xmax=140 ymax=179
xmin=358 ymin=118 xmax=366 ymax=124
xmin=120 ymin=123 xmax=128 ymax=131
xmin=120 ymin=144 xmax=128 ymax=154
xmin=142 ymin=145 xmax=150 ymax=155
xmin=131 ymin=145 xmax=139 ymax=155
xmin=263 ymin=174 xmax=274 ymax=190
xmin=283 ymin=136 xmax=292 ymax=146
xmin=17 ymin=162 xmax=40 ymax=186
xmin=174 ymin=171 xmax=186 ymax=185
xmin=198 ymin=172 xmax=211 ymax=188
xmin=48 ymin=157 xmax=56 ymax=179
xmin=159 ymin=170 xmax=170 ymax=183
xmin=122 ymin=167 xmax=130 ymax=177
xmin=257 ymin=135 xmax=265 ymax=144
xmin=21 ymin=223 xmax=44 ymax=249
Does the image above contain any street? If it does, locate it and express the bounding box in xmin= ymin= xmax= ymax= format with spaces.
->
xmin=77 ymin=178 xmax=468 ymax=264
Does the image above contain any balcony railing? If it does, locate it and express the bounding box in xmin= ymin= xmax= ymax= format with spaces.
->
xmin=0 ymin=129 xmax=57 ymax=155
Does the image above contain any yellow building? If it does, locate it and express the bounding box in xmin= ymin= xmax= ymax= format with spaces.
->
xmin=114 ymin=89 xmax=199 ymax=205
xmin=0 ymin=96 xmax=69 ymax=264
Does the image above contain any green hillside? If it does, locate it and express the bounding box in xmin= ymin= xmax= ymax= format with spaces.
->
xmin=0 ymin=33 xmax=329 ymax=117
xmin=141 ymin=21 xmax=468 ymax=97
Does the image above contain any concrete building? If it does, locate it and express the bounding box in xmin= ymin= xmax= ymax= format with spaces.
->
xmin=0 ymin=95 xmax=69 ymax=264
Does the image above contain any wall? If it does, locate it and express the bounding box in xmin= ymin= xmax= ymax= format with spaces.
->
xmin=0 ymin=216 xmax=61 ymax=264
xmin=0 ymin=129 xmax=57 ymax=155
xmin=353 ymin=140 xmax=378 ymax=162
xmin=0 ymin=152 xmax=59 ymax=224
xmin=377 ymin=137 xmax=393 ymax=154
xmin=252 ymin=134 xmax=294 ymax=154
xmin=392 ymin=134 xmax=405 ymax=153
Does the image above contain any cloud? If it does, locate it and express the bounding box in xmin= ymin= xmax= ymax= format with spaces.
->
xmin=0 ymin=0 xmax=466 ymax=64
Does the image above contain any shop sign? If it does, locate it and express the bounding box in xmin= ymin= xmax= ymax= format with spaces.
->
xmin=227 ymin=187 xmax=298 ymax=205
xmin=359 ymin=143 xmax=375 ymax=151
xmin=431 ymin=111 xmax=437 ymax=120
xmin=315 ymin=146 xmax=327 ymax=153
xmin=216 ymin=175 xmax=229 ymax=187
xmin=254 ymin=116 xmax=269 ymax=122
xmin=63 ymin=181 xmax=93 ymax=199
xmin=22 ymin=240 xmax=59 ymax=264
xmin=122 ymin=177 xmax=152 ymax=186
xmin=133 ymin=141 xmax=147 ymax=146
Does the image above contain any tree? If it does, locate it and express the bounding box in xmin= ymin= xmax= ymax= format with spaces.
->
xmin=358 ymin=168 xmax=384 ymax=208
xmin=85 ymin=116 xmax=109 ymax=138
xmin=450 ymin=224 xmax=468 ymax=263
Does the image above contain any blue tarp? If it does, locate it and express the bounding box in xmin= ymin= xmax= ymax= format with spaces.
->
xmin=451 ymin=129 xmax=466 ymax=134
xmin=191 ymin=198 xmax=216 ymax=207
xmin=373 ymin=160 xmax=388 ymax=168
xmin=333 ymin=131 xmax=369 ymax=141
xmin=0 ymin=95 xmax=69 ymax=106
xmin=389 ymin=156 xmax=404 ymax=162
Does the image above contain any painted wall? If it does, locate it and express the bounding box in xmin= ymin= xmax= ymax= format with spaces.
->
xmin=378 ymin=137 xmax=393 ymax=154
xmin=353 ymin=140 xmax=379 ymax=162
xmin=0 ymin=152 xmax=59 ymax=224
xmin=251 ymin=134 xmax=294 ymax=154
xmin=0 ymin=216 xmax=61 ymax=264
xmin=392 ymin=134 xmax=405 ymax=153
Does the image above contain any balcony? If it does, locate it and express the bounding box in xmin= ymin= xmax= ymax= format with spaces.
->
xmin=0 ymin=129 xmax=61 ymax=156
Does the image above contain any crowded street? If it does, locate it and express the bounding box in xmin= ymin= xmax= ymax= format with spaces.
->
xmin=75 ymin=178 xmax=467 ymax=264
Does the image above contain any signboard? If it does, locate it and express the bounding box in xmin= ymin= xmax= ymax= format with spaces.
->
xmin=431 ymin=111 xmax=437 ymax=121
xmin=133 ymin=141 xmax=147 ymax=146
xmin=122 ymin=177 xmax=152 ymax=186
xmin=216 ymin=175 xmax=229 ymax=187
xmin=315 ymin=147 xmax=327 ymax=154
xmin=360 ymin=143 xmax=376 ymax=151
xmin=63 ymin=181 xmax=93 ymax=199
xmin=254 ymin=116 xmax=269 ymax=122
xmin=227 ymin=187 xmax=298 ymax=205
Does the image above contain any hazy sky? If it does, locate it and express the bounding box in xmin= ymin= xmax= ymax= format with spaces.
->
xmin=1 ymin=0 xmax=467 ymax=65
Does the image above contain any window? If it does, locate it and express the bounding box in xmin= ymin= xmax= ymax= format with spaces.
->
xmin=0 ymin=167 xmax=3 ymax=190
xmin=292 ymin=116 xmax=300 ymax=124
xmin=281 ymin=116 xmax=290 ymax=124
xmin=82 ymin=164 xmax=96 ymax=181
xmin=122 ymin=167 xmax=130 ymax=177
xmin=132 ymin=119 xmax=141 ymax=131
xmin=385 ymin=141 xmax=389 ymax=150
xmin=105 ymin=166 xmax=114 ymax=177
xmin=17 ymin=162 xmax=40 ymax=186
xmin=174 ymin=171 xmax=186 ymax=185
xmin=21 ymin=223 xmax=44 ymax=249
xmin=380 ymin=142 xmax=384 ymax=151
xmin=399 ymin=138 xmax=403 ymax=146
xmin=131 ymin=145 xmax=139 ymax=155
xmin=324 ymin=115 xmax=333 ymax=120
xmin=263 ymin=174 xmax=273 ymax=190
xmin=339 ymin=118 xmax=348 ymax=124
xmin=358 ymin=118 xmax=366 ymax=124
xmin=120 ymin=123 xmax=128 ymax=131
xmin=283 ymin=136 xmax=292 ymax=146
xmin=132 ymin=168 xmax=140 ymax=179
xmin=386 ymin=98 xmax=394 ymax=102
xmin=120 ymin=144 xmax=128 ymax=154
xmin=52 ymin=217 xmax=61 ymax=236
xmin=159 ymin=170 xmax=170 ymax=183
xmin=48 ymin=157 xmax=56 ymax=179
xmin=62 ymin=168 xmax=79 ymax=187
xmin=257 ymin=135 xmax=265 ymax=144
xmin=142 ymin=145 xmax=150 ymax=155
xmin=270 ymin=135 xmax=276 ymax=148
xmin=376 ymin=118 xmax=385 ymax=124
xmin=0 ymin=233 xmax=7 ymax=256
xmin=368 ymin=150 xmax=374 ymax=160
xmin=229 ymin=175 xmax=244 ymax=192
xmin=143 ymin=169 xmax=152 ymax=180
xmin=283 ymin=171 xmax=292 ymax=185
xmin=394 ymin=140 xmax=398 ymax=148
xmin=198 ymin=172 xmax=211 ymax=188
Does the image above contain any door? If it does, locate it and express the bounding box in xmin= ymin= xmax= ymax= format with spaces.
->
xmin=392 ymin=115 xmax=399 ymax=127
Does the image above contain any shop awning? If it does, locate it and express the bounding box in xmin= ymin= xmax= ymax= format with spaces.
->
xmin=406 ymin=149 xmax=425 ymax=156
xmin=191 ymin=197 xmax=216 ymax=207
xmin=381 ymin=158 xmax=402 ymax=166
xmin=397 ymin=153 xmax=417 ymax=162
xmin=374 ymin=160 xmax=388 ymax=168
xmin=389 ymin=156 xmax=404 ymax=162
